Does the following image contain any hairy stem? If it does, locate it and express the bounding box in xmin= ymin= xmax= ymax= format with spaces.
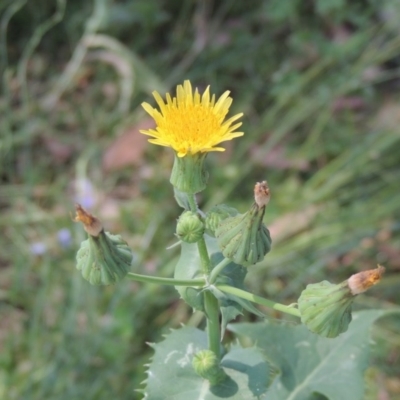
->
xmin=187 ymin=194 xmax=198 ymax=213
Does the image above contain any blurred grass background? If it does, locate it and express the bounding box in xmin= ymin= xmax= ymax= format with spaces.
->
xmin=1 ymin=0 xmax=400 ymax=399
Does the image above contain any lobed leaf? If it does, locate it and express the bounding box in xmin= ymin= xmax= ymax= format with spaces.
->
xmin=228 ymin=309 xmax=400 ymax=400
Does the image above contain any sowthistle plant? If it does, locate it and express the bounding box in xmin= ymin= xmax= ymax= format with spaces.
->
xmin=74 ymin=81 xmax=389 ymax=399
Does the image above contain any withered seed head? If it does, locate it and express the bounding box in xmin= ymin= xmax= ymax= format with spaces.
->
xmin=74 ymin=204 xmax=103 ymax=236
xmin=348 ymin=265 xmax=385 ymax=295
xmin=254 ymin=181 xmax=270 ymax=208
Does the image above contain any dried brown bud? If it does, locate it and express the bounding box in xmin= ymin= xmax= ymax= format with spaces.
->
xmin=74 ymin=204 xmax=103 ymax=236
xmin=254 ymin=181 xmax=270 ymax=208
xmin=348 ymin=265 xmax=385 ymax=295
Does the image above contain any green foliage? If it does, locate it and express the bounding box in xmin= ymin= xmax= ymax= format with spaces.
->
xmin=144 ymin=310 xmax=399 ymax=399
xmin=145 ymin=327 xmax=270 ymax=399
xmin=229 ymin=310 xmax=400 ymax=400
xmin=2 ymin=0 xmax=400 ymax=398
xmin=174 ymin=234 xmax=266 ymax=335
xmin=174 ymin=238 xmax=207 ymax=312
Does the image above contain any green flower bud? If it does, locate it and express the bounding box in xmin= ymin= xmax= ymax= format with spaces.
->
xmin=215 ymin=181 xmax=272 ymax=267
xmin=170 ymin=153 xmax=209 ymax=194
xmin=74 ymin=205 xmax=132 ymax=285
xmin=176 ymin=211 xmax=204 ymax=243
xmin=192 ymin=350 xmax=227 ymax=386
xmin=298 ymin=281 xmax=352 ymax=338
xmin=298 ymin=265 xmax=385 ymax=338
xmin=204 ymin=204 xmax=239 ymax=236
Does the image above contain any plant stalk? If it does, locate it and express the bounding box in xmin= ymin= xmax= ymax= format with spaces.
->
xmin=204 ymin=291 xmax=221 ymax=360
xmin=187 ymin=193 xmax=221 ymax=360
xmin=217 ymin=285 xmax=301 ymax=317
xmin=127 ymin=272 xmax=205 ymax=287
xmin=209 ymin=257 xmax=232 ymax=284
xmin=187 ymin=194 xmax=198 ymax=213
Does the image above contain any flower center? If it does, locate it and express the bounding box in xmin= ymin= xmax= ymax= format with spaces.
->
xmin=161 ymin=104 xmax=221 ymax=151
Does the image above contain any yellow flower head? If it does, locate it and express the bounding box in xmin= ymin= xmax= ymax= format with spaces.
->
xmin=140 ymin=80 xmax=243 ymax=157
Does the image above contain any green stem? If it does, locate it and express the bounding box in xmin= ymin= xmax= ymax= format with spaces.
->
xmin=209 ymin=257 xmax=232 ymax=284
xmin=204 ymin=291 xmax=221 ymax=359
xmin=127 ymin=272 xmax=205 ymax=287
xmin=197 ymin=238 xmax=211 ymax=274
xmin=198 ymin=238 xmax=220 ymax=360
xmin=187 ymin=194 xmax=198 ymax=212
xmin=186 ymin=192 xmax=221 ymax=361
xmin=216 ymin=285 xmax=301 ymax=317
xmin=186 ymin=193 xmax=211 ymax=275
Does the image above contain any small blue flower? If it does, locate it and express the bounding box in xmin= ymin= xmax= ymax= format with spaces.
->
xmin=30 ymin=242 xmax=47 ymax=255
xmin=58 ymin=228 xmax=72 ymax=248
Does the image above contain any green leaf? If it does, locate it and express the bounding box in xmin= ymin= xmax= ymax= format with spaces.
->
xmin=228 ymin=309 xmax=400 ymax=400
xmin=174 ymin=188 xmax=191 ymax=210
xmin=220 ymin=302 xmax=242 ymax=339
xmin=174 ymin=239 xmax=205 ymax=311
xmin=221 ymin=346 xmax=270 ymax=397
xmin=144 ymin=326 xmax=270 ymax=399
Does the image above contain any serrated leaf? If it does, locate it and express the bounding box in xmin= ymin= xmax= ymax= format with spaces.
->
xmin=144 ymin=326 xmax=270 ymax=399
xmin=228 ymin=309 xmax=400 ymax=400
xmin=220 ymin=302 xmax=243 ymax=339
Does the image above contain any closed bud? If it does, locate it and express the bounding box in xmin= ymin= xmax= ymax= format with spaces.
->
xmin=192 ymin=350 xmax=227 ymax=386
xmin=298 ymin=265 xmax=385 ymax=338
xmin=74 ymin=205 xmax=132 ymax=285
xmin=176 ymin=211 xmax=204 ymax=243
xmin=215 ymin=181 xmax=272 ymax=267
xmin=298 ymin=281 xmax=352 ymax=338
xmin=204 ymin=204 xmax=239 ymax=236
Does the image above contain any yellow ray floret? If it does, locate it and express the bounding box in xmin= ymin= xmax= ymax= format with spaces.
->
xmin=140 ymin=80 xmax=243 ymax=157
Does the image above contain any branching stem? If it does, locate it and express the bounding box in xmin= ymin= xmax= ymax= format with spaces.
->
xmin=209 ymin=257 xmax=232 ymax=284
xmin=217 ymin=285 xmax=301 ymax=317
